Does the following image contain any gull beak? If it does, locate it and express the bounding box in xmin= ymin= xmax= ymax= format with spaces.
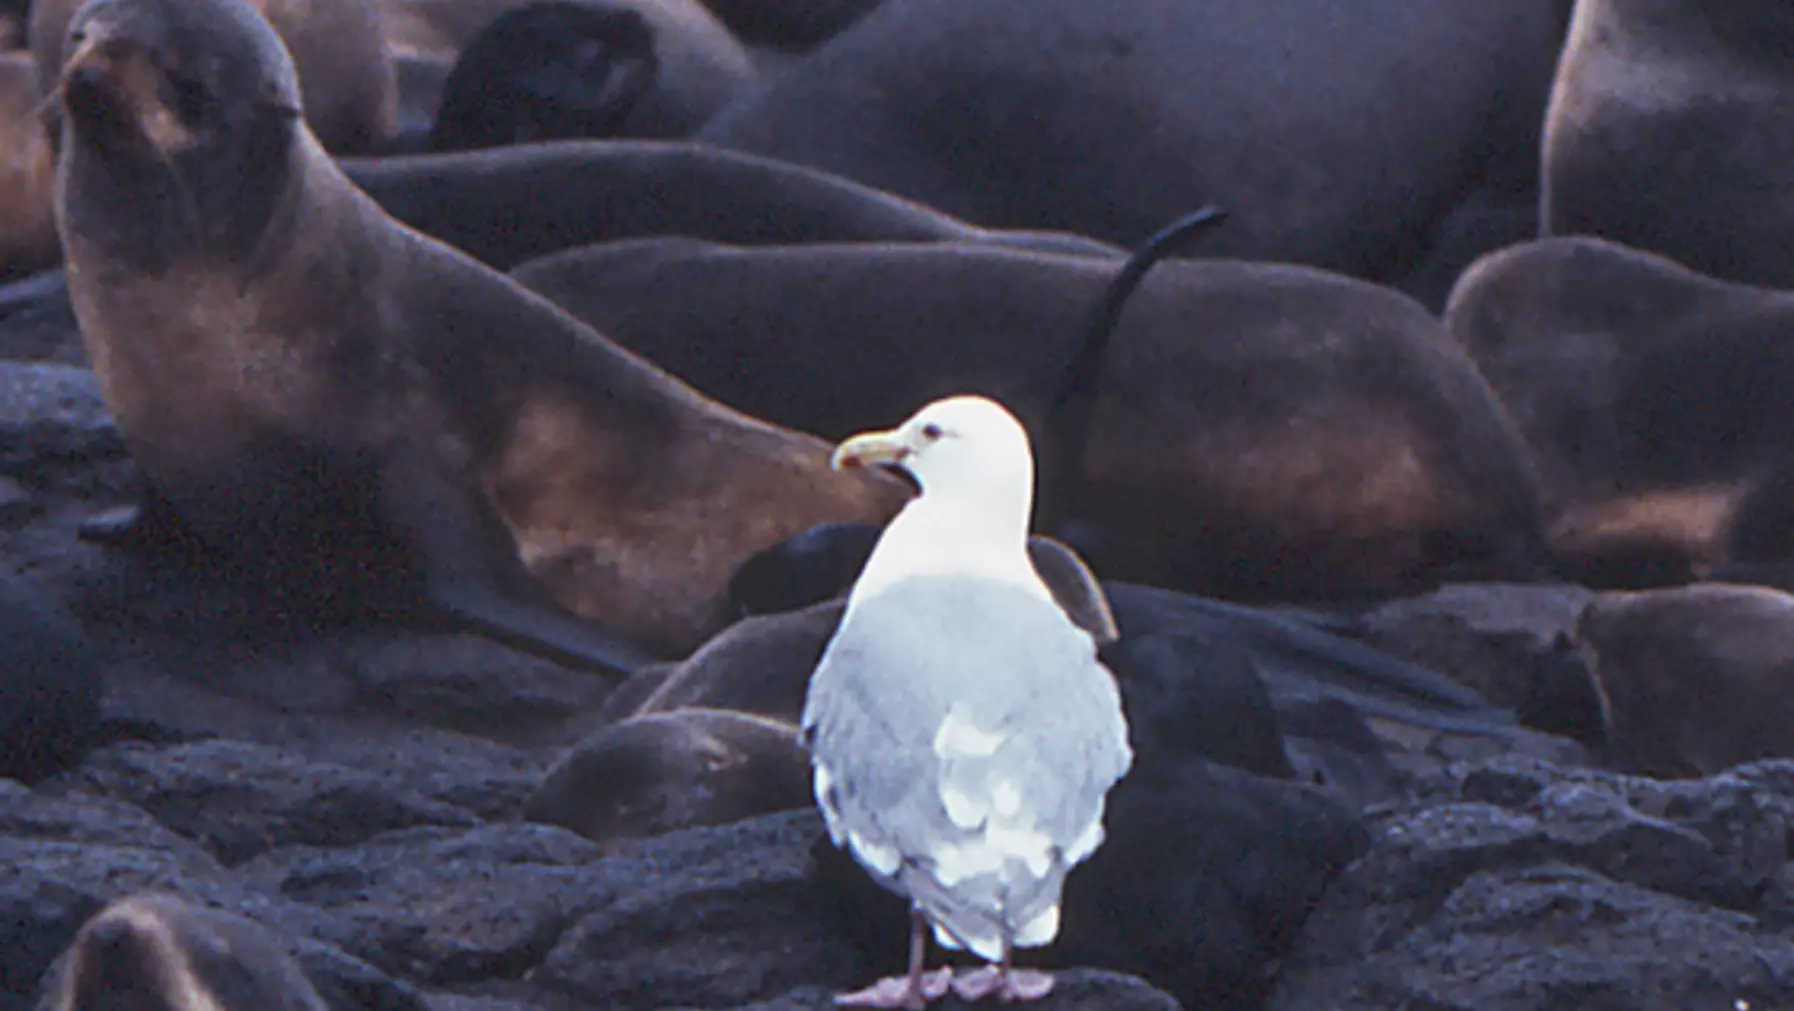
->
xmin=831 ymin=428 xmax=912 ymax=472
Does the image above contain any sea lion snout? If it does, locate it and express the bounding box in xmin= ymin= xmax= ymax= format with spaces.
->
xmin=60 ymin=23 xmax=204 ymax=154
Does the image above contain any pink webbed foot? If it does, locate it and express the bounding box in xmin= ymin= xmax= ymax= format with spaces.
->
xmin=835 ymin=967 xmax=955 ymax=1008
xmin=949 ymin=965 xmax=1056 ymax=1003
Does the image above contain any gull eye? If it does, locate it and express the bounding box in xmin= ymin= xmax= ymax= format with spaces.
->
xmin=921 ymin=423 xmax=944 ymax=441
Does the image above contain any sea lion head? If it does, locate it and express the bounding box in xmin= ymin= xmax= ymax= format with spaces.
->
xmin=54 ymin=0 xmax=305 ymax=270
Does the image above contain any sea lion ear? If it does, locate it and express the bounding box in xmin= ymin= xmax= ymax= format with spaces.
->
xmin=258 ymin=82 xmax=299 ymax=119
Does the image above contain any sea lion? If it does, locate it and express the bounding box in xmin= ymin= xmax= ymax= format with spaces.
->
xmin=44 ymin=892 xmax=330 ymax=1011
xmin=1575 ymin=583 xmax=1794 ymax=778
xmin=0 ymin=570 xmax=103 ymax=784
xmin=339 ymin=139 xmax=1125 ymax=271
xmin=50 ymin=0 xmax=904 ymax=670
xmin=645 ymin=534 xmax=1118 ymax=725
xmin=426 ymin=1 xmax=659 ymax=151
xmin=33 ymin=0 xmax=399 ymax=154
xmin=0 ymin=51 xmax=58 ymax=280
xmin=699 ymin=0 xmax=1571 ymax=295
xmin=383 ymin=0 xmax=755 ymax=142
xmin=522 ymin=707 xmax=813 ymax=844
xmin=1443 ymin=235 xmax=1794 ymax=586
xmin=625 ymin=557 xmax=1511 ymax=750
xmin=1542 ymin=0 xmax=1794 ymax=288
xmin=512 ymin=236 xmax=1546 ymax=601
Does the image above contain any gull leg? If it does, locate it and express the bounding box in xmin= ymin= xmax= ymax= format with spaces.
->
xmin=835 ymin=908 xmax=953 ymax=1009
xmin=949 ymin=941 xmax=1054 ymax=1003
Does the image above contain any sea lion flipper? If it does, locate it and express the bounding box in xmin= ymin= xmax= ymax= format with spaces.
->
xmin=428 ymin=576 xmax=654 ymax=679
xmin=379 ymin=462 xmax=653 ymax=678
xmin=1036 ymin=205 xmax=1228 ymax=544
xmin=76 ymin=488 xmax=210 ymax=559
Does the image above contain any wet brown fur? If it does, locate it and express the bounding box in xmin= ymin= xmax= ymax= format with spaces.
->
xmin=514 ymin=238 xmax=1546 ymax=602
xmin=1445 ymin=236 xmax=1794 ymax=586
xmin=48 ymin=892 xmax=330 ymax=1011
xmin=1543 ymin=0 xmax=1794 ymax=287
xmin=522 ymin=707 xmax=812 ymax=844
xmin=1577 ymin=583 xmax=1794 ymax=778
xmin=0 ymin=52 xmax=58 ymax=279
xmin=34 ymin=0 xmax=399 ymax=153
xmin=52 ymin=0 xmax=904 ymax=661
xmin=337 ymin=139 xmax=1124 ymax=272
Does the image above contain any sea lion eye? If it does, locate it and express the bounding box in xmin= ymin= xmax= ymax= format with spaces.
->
xmin=921 ymin=423 xmax=944 ymax=440
xmin=167 ymin=71 xmax=212 ymax=124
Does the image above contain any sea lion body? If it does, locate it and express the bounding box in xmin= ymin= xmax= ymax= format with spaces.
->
xmin=45 ymin=892 xmax=330 ymax=1011
xmin=1577 ymin=583 xmax=1794 ymax=778
xmin=523 ymin=707 xmax=813 ymax=843
xmin=700 ymin=0 xmax=1571 ymax=293
xmin=1444 ymin=236 xmax=1794 ymax=585
xmin=339 ymin=140 xmax=1124 ymax=270
xmin=515 ymin=238 xmax=1545 ymax=601
xmin=386 ymin=0 xmax=755 ymax=142
xmin=1543 ymin=0 xmax=1794 ymax=287
xmin=0 ymin=52 xmax=58 ymax=279
xmin=53 ymin=0 xmax=901 ymax=665
xmin=33 ymin=0 xmax=399 ymax=153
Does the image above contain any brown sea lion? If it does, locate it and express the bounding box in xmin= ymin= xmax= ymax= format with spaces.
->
xmin=522 ymin=707 xmax=813 ymax=844
xmin=0 ymin=51 xmax=58 ymax=280
xmin=383 ymin=0 xmax=755 ymax=142
xmin=698 ymin=0 xmax=1572 ymax=300
xmin=1443 ymin=235 xmax=1794 ymax=586
xmin=34 ymin=0 xmax=399 ymax=153
xmin=44 ymin=892 xmax=330 ymax=1011
xmin=512 ymin=236 xmax=1546 ymax=602
xmin=339 ymin=139 xmax=1125 ymax=271
xmin=1576 ymin=583 xmax=1794 ymax=778
xmin=1542 ymin=0 xmax=1794 ymax=288
xmin=51 ymin=0 xmax=904 ymax=671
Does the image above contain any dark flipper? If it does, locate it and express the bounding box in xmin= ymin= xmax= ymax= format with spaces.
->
xmin=1035 ymin=206 xmax=1229 ymax=539
xmin=385 ymin=461 xmax=653 ymax=680
xmin=426 ymin=576 xmax=654 ymax=679
xmin=77 ymin=488 xmax=212 ymax=558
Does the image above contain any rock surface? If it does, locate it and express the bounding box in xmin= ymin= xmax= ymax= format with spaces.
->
xmin=1268 ymin=757 xmax=1794 ymax=1011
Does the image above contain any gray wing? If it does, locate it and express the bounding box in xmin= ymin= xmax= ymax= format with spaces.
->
xmin=801 ymin=573 xmax=1133 ymax=959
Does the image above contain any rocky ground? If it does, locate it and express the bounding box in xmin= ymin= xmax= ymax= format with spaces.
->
xmin=5 ymin=277 xmax=1794 ymax=1011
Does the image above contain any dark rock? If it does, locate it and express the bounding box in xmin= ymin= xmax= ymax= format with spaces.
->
xmin=239 ymin=823 xmax=608 ymax=987
xmin=533 ymin=811 xmax=869 ymax=1008
xmin=0 ymin=475 xmax=37 ymax=527
xmin=70 ymin=638 xmax=558 ymax=822
xmin=0 ymin=787 xmax=421 ymax=1011
xmin=0 ymin=364 xmax=123 ymax=475
xmin=1267 ymin=756 xmax=1794 ymax=1010
xmin=338 ymin=634 xmax=613 ymax=748
xmin=40 ymin=740 xmax=482 ymax=865
xmin=0 ymin=270 xmax=80 ymax=366
xmin=0 ymin=574 xmax=102 ymax=784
